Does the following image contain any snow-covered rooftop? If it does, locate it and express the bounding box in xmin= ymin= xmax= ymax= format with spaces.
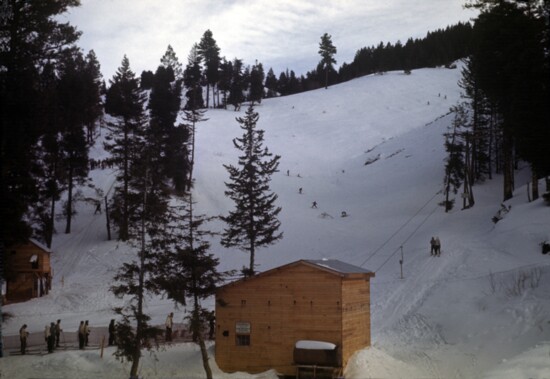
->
xmin=305 ymin=259 xmax=374 ymax=275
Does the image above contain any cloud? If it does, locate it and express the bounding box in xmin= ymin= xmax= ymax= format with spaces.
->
xmin=63 ymin=0 xmax=476 ymax=80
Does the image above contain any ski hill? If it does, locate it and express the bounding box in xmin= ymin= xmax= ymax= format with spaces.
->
xmin=2 ymin=62 xmax=550 ymax=379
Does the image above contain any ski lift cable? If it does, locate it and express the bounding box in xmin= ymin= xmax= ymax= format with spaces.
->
xmin=375 ymin=203 xmax=440 ymax=273
xmin=359 ymin=190 xmax=441 ymax=267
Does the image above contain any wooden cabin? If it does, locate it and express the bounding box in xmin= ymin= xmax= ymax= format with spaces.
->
xmin=215 ymin=259 xmax=375 ymax=377
xmin=4 ymin=239 xmax=52 ymax=303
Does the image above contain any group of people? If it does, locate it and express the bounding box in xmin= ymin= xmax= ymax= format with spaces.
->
xmin=19 ymin=320 xmax=62 ymax=355
xmin=77 ymin=320 xmax=91 ymax=349
xmin=19 ymin=319 xmax=94 ymax=354
xmin=430 ymin=236 xmax=442 ymax=256
xmin=44 ymin=320 xmax=63 ymax=353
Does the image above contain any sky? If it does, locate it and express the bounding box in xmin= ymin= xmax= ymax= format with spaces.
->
xmin=62 ymin=0 xmax=478 ymax=81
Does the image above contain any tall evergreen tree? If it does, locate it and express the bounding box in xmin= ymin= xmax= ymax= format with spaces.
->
xmin=0 ymin=0 xmax=81 ymax=247
xmin=57 ymin=50 xmax=91 ymax=234
xmin=148 ymin=64 xmax=189 ymax=194
xmin=198 ymin=30 xmax=221 ymax=108
xmin=34 ymin=63 xmax=64 ymax=247
xmin=160 ymin=44 xmax=183 ymax=81
xmin=221 ymin=104 xmax=282 ymax=276
xmin=468 ymin=0 xmax=549 ymax=199
xmin=227 ymin=58 xmax=245 ymax=111
xmin=110 ymin=167 xmax=165 ymax=379
xmin=182 ymin=108 xmax=207 ymax=192
xmin=264 ymin=68 xmax=278 ymax=98
xmin=104 ymin=56 xmax=148 ymax=241
xmin=82 ymin=50 xmax=103 ymax=144
xmin=249 ymin=62 xmax=265 ymax=104
xmin=183 ymin=43 xmax=204 ymax=110
xmin=217 ymin=58 xmax=233 ymax=109
xmin=443 ymin=104 xmax=468 ymax=212
xmin=156 ymin=192 xmax=225 ymax=379
xmin=318 ymin=33 xmax=337 ymax=89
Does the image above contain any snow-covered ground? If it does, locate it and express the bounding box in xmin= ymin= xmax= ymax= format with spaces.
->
xmin=2 ymin=62 xmax=550 ymax=378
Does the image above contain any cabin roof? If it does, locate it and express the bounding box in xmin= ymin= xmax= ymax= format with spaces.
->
xmin=218 ymin=259 xmax=374 ymax=290
xmin=29 ymin=238 xmax=52 ymax=254
xmin=304 ymin=259 xmax=373 ymax=275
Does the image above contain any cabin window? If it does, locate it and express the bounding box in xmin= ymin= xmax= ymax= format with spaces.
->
xmin=30 ymin=254 xmax=39 ymax=269
xmin=236 ymin=334 xmax=250 ymax=346
xmin=235 ymin=322 xmax=251 ymax=346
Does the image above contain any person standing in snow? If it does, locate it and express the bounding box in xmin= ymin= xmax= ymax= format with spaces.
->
xmin=44 ymin=324 xmax=50 ymax=345
xmin=20 ymin=324 xmax=29 ymax=355
xmin=430 ymin=237 xmax=436 ymax=256
xmin=108 ymin=319 xmax=116 ymax=346
xmin=165 ymin=312 xmax=174 ymax=342
xmin=311 ymin=201 xmax=317 ymax=208
xmin=55 ymin=319 xmax=62 ymax=348
xmin=435 ymin=237 xmax=441 ymax=256
xmin=47 ymin=322 xmax=55 ymax=352
xmin=84 ymin=320 xmax=90 ymax=346
xmin=78 ymin=321 xmax=85 ymax=349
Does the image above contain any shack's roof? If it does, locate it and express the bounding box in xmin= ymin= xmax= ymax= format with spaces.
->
xmin=304 ymin=259 xmax=373 ymax=275
xmin=218 ymin=259 xmax=374 ymax=290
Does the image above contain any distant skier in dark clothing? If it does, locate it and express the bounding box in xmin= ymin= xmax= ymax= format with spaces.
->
xmin=108 ymin=319 xmax=116 ymax=346
xmin=94 ymin=201 xmax=101 ymax=214
xmin=435 ymin=237 xmax=441 ymax=256
xmin=311 ymin=201 xmax=317 ymax=208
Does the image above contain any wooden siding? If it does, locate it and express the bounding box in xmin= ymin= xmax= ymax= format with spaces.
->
xmin=7 ymin=241 xmax=51 ymax=274
xmin=5 ymin=241 xmax=52 ymax=302
xmin=216 ymin=264 xmax=343 ymax=375
xmin=341 ymin=278 xmax=371 ymax=367
xmin=215 ymin=261 xmax=373 ymax=376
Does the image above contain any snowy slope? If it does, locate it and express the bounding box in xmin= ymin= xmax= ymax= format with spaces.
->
xmin=2 ymin=63 xmax=550 ymax=379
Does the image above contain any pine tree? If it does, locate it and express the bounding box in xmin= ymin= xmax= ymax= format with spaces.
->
xmin=198 ymin=30 xmax=221 ymax=108
xmin=148 ymin=64 xmax=189 ymax=194
xmin=104 ymin=56 xmax=148 ymax=241
xmin=56 ymin=50 xmax=91 ymax=234
xmin=183 ymin=43 xmax=204 ymax=110
xmin=182 ymin=108 xmax=207 ymax=192
xmin=221 ymin=104 xmax=282 ymax=275
xmin=34 ymin=63 xmax=64 ymax=247
xmin=264 ymin=68 xmax=278 ymax=98
xmin=155 ymin=192 xmax=226 ymax=379
xmin=318 ymin=33 xmax=337 ymax=89
xmin=468 ymin=1 xmax=549 ymax=199
xmin=227 ymin=58 xmax=245 ymax=111
xmin=82 ymin=50 xmax=103 ymax=144
xmin=249 ymin=62 xmax=265 ymax=104
xmin=443 ymin=104 xmax=468 ymax=212
xmin=160 ymin=44 xmax=183 ymax=81
xmin=217 ymin=58 xmax=233 ymax=109
xmin=0 ymin=0 xmax=81 ymax=247
xmin=110 ymin=168 xmax=165 ymax=379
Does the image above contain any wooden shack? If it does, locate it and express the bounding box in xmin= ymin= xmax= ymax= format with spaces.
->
xmin=4 ymin=239 xmax=52 ymax=303
xmin=215 ymin=259 xmax=375 ymax=377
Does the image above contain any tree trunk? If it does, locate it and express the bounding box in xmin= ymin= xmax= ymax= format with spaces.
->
xmin=502 ymin=132 xmax=514 ymax=201
xmin=47 ymin=195 xmax=56 ymax=248
xmin=65 ymin=166 xmax=73 ymax=234
xmin=531 ymin=167 xmax=539 ymax=201
xmin=198 ymin=332 xmax=213 ymax=379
